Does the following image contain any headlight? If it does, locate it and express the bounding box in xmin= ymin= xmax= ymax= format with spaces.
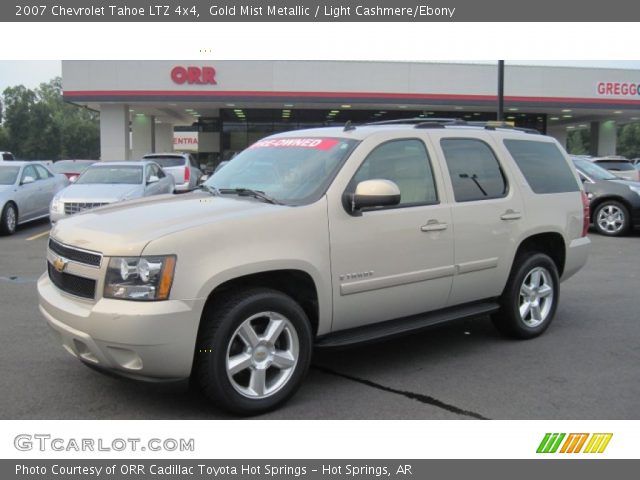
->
xmin=50 ymin=196 xmax=63 ymax=214
xmin=629 ymin=185 xmax=640 ymax=196
xmin=104 ymin=255 xmax=176 ymax=301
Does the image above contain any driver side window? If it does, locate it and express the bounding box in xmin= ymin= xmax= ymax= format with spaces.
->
xmin=21 ymin=165 xmax=37 ymax=183
xmin=353 ymin=139 xmax=438 ymax=206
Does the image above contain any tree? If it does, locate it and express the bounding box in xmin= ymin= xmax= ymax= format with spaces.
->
xmin=617 ymin=123 xmax=640 ymax=159
xmin=566 ymin=129 xmax=590 ymax=155
xmin=0 ymin=77 xmax=99 ymax=159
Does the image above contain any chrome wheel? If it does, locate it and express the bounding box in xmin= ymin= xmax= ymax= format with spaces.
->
xmin=519 ymin=266 xmax=554 ymax=328
xmin=225 ymin=311 xmax=299 ymax=399
xmin=5 ymin=205 xmax=16 ymax=233
xmin=596 ymin=204 xmax=625 ymax=235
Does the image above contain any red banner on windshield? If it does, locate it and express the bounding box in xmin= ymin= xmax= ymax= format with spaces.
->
xmin=249 ymin=138 xmax=339 ymax=150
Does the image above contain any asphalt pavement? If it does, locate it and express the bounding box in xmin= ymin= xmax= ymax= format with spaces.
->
xmin=1 ymin=219 xmax=638 ymax=419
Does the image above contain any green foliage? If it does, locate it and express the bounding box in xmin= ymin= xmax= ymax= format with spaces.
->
xmin=566 ymin=129 xmax=590 ymax=155
xmin=0 ymin=77 xmax=99 ymax=160
xmin=616 ymin=123 xmax=640 ymax=159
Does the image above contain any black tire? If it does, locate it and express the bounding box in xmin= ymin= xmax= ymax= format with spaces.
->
xmin=492 ymin=252 xmax=559 ymax=339
xmin=593 ymin=201 xmax=630 ymax=236
xmin=194 ymin=288 xmax=313 ymax=415
xmin=0 ymin=202 xmax=17 ymax=236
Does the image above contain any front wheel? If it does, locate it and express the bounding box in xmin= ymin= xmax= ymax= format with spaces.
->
xmin=0 ymin=202 xmax=17 ymax=236
xmin=492 ymin=253 xmax=559 ymax=339
xmin=194 ymin=288 xmax=313 ymax=415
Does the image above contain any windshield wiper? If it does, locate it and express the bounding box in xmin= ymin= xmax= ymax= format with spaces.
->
xmin=199 ymin=184 xmax=220 ymax=196
xmin=219 ymin=188 xmax=283 ymax=205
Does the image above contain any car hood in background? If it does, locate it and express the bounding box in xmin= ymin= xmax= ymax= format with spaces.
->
xmin=56 ymin=184 xmax=144 ymax=203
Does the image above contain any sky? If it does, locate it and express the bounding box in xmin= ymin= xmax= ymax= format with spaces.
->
xmin=1 ymin=60 xmax=640 ymax=94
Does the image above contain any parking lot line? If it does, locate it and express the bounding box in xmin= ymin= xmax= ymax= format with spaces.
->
xmin=26 ymin=230 xmax=50 ymax=241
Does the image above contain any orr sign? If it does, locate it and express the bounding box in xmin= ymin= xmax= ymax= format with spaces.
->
xmin=171 ymin=66 xmax=217 ymax=85
xmin=597 ymin=81 xmax=640 ymax=97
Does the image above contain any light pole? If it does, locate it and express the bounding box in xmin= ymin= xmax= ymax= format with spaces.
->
xmin=497 ymin=60 xmax=505 ymax=121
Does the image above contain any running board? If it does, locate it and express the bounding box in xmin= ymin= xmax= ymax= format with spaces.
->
xmin=315 ymin=301 xmax=499 ymax=348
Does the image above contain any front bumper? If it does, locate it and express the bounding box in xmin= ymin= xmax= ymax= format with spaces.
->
xmin=38 ymin=273 xmax=205 ymax=380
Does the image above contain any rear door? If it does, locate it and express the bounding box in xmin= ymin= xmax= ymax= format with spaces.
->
xmin=34 ymin=164 xmax=56 ymax=216
xmin=433 ymin=132 xmax=526 ymax=306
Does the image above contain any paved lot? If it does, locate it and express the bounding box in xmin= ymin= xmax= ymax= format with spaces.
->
xmin=1 ymin=220 xmax=638 ymax=419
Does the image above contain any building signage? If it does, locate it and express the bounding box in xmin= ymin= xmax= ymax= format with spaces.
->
xmin=173 ymin=131 xmax=198 ymax=152
xmin=171 ymin=66 xmax=217 ymax=85
xmin=597 ymin=81 xmax=640 ymax=96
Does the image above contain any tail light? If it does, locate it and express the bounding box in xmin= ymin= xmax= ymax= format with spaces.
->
xmin=581 ymin=191 xmax=590 ymax=237
xmin=184 ymin=165 xmax=191 ymax=182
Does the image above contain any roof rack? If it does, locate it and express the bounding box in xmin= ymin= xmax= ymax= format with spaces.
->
xmin=364 ymin=117 xmax=540 ymax=134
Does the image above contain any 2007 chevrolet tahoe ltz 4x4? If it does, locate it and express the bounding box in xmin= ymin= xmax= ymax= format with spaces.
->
xmin=38 ymin=119 xmax=590 ymax=414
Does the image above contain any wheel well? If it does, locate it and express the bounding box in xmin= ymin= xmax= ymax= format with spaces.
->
xmin=589 ymin=196 xmax=631 ymax=222
xmin=202 ymin=270 xmax=319 ymax=337
xmin=514 ymin=233 xmax=566 ymax=277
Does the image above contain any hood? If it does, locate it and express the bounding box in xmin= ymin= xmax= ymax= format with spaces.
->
xmin=50 ymin=192 xmax=282 ymax=256
xmin=56 ymin=184 xmax=143 ymax=203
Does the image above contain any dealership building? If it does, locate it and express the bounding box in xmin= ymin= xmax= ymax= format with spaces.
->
xmin=61 ymin=60 xmax=640 ymax=164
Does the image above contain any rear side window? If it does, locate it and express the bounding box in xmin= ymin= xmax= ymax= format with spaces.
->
xmin=145 ymin=156 xmax=185 ymax=168
xmin=594 ymin=160 xmax=635 ymax=171
xmin=440 ymin=138 xmax=507 ymax=202
xmin=2 ymin=153 xmax=14 ymax=160
xmin=504 ymin=140 xmax=579 ymax=194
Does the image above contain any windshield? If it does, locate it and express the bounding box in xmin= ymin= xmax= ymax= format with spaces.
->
xmin=51 ymin=160 xmax=94 ymax=174
xmin=144 ymin=156 xmax=185 ymax=168
xmin=0 ymin=166 xmax=20 ymax=185
xmin=573 ymin=158 xmax=618 ymax=180
xmin=76 ymin=166 xmax=143 ymax=185
xmin=205 ymin=137 xmax=357 ymax=204
xmin=594 ymin=160 xmax=635 ymax=171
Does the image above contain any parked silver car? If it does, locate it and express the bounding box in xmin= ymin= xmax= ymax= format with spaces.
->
xmin=141 ymin=153 xmax=202 ymax=192
xmin=0 ymin=161 xmax=69 ymax=235
xmin=49 ymin=161 xmax=174 ymax=223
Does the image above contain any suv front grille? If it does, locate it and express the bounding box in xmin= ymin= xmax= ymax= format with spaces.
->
xmin=47 ymin=262 xmax=96 ymax=299
xmin=48 ymin=238 xmax=102 ymax=267
xmin=64 ymin=202 xmax=108 ymax=215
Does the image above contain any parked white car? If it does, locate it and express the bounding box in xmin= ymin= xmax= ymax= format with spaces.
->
xmin=49 ymin=161 xmax=174 ymax=223
xmin=142 ymin=153 xmax=202 ymax=192
xmin=0 ymin=161 xmax=68 ymax=235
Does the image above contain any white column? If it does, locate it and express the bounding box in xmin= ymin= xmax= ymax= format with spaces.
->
xmin=546 ymin=125 xmax=568 ymax=150
xmin=131 ymin=114 xmax=155 ymax=159
xmin=154 ymin=123 xmax=174 ymax=153
xmin=100 ymin=104 xmax=130 ymax=160
xmin=596 ymin=120 xmax=617 ymax=156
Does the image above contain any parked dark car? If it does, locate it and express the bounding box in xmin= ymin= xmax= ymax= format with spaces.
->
xmin=51 ymin=160 xmax=97 ymax=182
xmin=572 ymin=156 xmax=640 ymax=236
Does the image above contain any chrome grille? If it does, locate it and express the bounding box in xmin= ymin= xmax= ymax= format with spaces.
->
xmin=48 ymin=238 xmax=102 ymax=267
xmin=64 ymin=202 xmax=109 ymax=215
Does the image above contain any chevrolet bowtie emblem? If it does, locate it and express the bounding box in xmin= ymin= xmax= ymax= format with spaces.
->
xmin=53 ymin=257 xmax=68 ymax=273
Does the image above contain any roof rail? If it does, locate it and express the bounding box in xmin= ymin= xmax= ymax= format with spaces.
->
xmin=365 ymin=117 xmax=540 ymax=134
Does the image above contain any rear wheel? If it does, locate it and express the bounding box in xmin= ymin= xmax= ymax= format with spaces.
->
xmin=0 ymin=202 xmax=17 ymax=236
xmin=194 ymin=288 xmax=312 ymax=415
xmin=492 ymin=253 xmax=559 ymax=339
xmin=594 ymin=201 xmax=629 ymax=236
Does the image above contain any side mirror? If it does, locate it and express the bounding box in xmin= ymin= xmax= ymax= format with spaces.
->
xmin=199 ymin=174 xmax=209 ymax=183
xmin=147 ymin=175 xmax=159 ymax=184
xmin=21 ymin=176 xmax=35 ymax=185
xmin=348 ymin=179 xmax=401 ymax=212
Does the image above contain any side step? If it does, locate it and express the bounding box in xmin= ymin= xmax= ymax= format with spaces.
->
xmin=315 ymin=301 xmax=499 ymax=348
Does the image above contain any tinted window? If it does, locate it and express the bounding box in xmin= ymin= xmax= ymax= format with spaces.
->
xmin=0 ymin=166 xmax=20 ymax=185
xmin=21 ymin=165 xmax=38 ymax=182
xmin=594 ymin=160 xmax=635 ymax=171
xmin=352 ymin=139 xmax=437 ymax=206
xmin=144 ymin=156 xmax=185 ymax=168
xmin=2 ymin=153 xmax=15 ymax=160
xmin=51 ymin=160 xmax=94 ymax=174
xmin=504 ymin=140 xmax=579 ymax=194
xmin=441 ymin=139 xmax=507 ymax=202
xmin=76 ymin=166 xmax=143 ymax=185
xmin=572 ymin=158 xmax=617 ymax=181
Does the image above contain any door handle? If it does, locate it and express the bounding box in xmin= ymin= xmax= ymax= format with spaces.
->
xmin=500 ymin=209 xmax=522 ymax=221
xmin=421 ymin=220 xmax=448 ymax=232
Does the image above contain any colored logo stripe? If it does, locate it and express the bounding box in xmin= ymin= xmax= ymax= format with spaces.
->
xmin=583 ymin=433 xmax=613 ymax=453
xmin=537 ymin=433 xmax=613 ymax=453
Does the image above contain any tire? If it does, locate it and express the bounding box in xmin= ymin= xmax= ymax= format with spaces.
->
xmin=593 ymin=201 xmax=630 ymax=236
xmin=492 ymin=253 xmax=559 ymax=339
xmin=0 ymin=202 xmax=18 ymax=236
xmin=194 ymin=288 xmax=313 ymax=415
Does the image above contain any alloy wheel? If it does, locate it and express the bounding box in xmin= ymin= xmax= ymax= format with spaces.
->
xmin=596 ymin=204 xmax=625 ymax=235
xmin=518 ymin=266 xmax=554 ymax=328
